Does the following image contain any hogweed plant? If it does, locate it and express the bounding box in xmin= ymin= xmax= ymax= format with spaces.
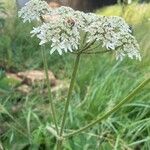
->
xmin=18 ymin=0 xmax=150 ymax=149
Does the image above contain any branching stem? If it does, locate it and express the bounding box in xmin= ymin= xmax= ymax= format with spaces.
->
xmin=63 ymin=78 xmax=150 ymax=138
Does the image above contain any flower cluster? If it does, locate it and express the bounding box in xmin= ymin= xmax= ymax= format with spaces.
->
xmin=18 ymin=0 xmax=141 ymax=60
xmin=84 ymin=16 xmax=141 ymax=60
xmin=18 ymin=0 xmax=50 ymax=22
xmin=31 ymin=21 xmax=80 ymax=55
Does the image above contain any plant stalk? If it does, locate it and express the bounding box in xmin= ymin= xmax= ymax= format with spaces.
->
xmin=57 ymin=53 xmax=81 ymax=149
xmin=64 ymin=78 xmax=150 ymax=138
xmin=41 ymin=46 xmax=59 ymax=133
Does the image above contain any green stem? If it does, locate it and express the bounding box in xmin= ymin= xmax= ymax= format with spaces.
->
xmin=57 ymin=54 xmax=81 ymax=149
xmin=82 ymin=50 xmax=110 ymax=54
xmin=41 ymin=46 xmax=59 ymax=134
xmin=64 ymin=78 xmax=150 ymax=138
xmin=60 ymin=54 xmax=81 ymax=135
xmin=82 ymin=40 xmax=96 ymax=52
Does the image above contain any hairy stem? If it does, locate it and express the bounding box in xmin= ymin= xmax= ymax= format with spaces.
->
xmin=41 ymin=46 xmax=58 ymax=133
xmin=57 ymin=54 xmax=81 ymax=149
xmin=64 ymin=78 xmax=150 ymax=138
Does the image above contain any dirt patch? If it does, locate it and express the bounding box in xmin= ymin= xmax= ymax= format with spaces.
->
xmin=17 ymin=70 xmax=56 ymax=86
xmin=5 ymin=70 xmax=69 ymax=94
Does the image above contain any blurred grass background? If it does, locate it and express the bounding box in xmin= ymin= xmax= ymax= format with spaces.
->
xmin=0 ymin=1 xmax=150 ymax=150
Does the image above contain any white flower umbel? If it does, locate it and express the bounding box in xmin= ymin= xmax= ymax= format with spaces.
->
xmin=30 ymin=18 xmax=80 ymax=55
xmin=84 ymin=16 xmax=141 ymax=60
xmin=19 ymin=0 xmax=141 ymax=60
xmin=18 ymin=0 xmax=50 ymax=22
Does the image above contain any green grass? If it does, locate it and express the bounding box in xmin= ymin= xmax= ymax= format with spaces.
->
xmin=0 ymin=3 xmax=150 ymax=150
xmin=96 ymin=3 xmax=150 ymax=25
